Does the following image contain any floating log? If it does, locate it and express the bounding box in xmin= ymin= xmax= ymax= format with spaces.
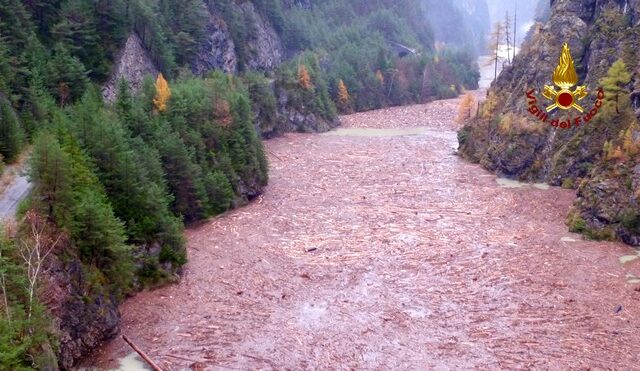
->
xmin=122 ymin=334 xmax=163 ymax=371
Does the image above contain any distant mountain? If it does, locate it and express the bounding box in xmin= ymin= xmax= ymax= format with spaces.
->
xmin=423 ymin=0 xmax=491 ymax=55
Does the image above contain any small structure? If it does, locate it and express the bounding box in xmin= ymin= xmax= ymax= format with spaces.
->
xmin=389 ymin=41 xmax=418 ymax=58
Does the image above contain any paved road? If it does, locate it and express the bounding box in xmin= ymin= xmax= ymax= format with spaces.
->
xmin=0 ymin=172 xmax=32 ymax=220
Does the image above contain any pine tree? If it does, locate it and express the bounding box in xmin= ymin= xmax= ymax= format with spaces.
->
xmin=52 ymin=0 xmax=107 ymax=79
xmin=29 ymin=132 xmax=74 ymax=225
xmin=71 ymin=89 xmax=183 ymax=254
xmin=115 ymin=77 xmax=133 ymax=126
xmin=49 ymin=43 xmax=89 ymax=106
xmin=156 ymin=129 xmax=207 ymax=222
xmin=23 ymin=0 xmax=59 ymax=34
xmin=337 ymin=79 xmax=351 ymax=112
xmin=622 ymin=125 xmax=639 ymax=157
xmin=230 ymin=94 xmax=268 ymax=185
xmin=0 ymin=97 xmax=23 ymax=161
xmin=203 ymin=170 xmax=234 ymax=215
xmin=0 ymin=39 xmax=13 ymax=95
xmin=298 ymin=64 xmax=313 ymax=90
xmin=601 ymin=59 xmax=631 ymax=115
xmin=72 ymin=189 xmax=133 ymax=291
xmin=153 ymin=73 xmax=171 ymax=112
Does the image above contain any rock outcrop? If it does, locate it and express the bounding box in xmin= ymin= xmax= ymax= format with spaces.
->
xmin=235 ymin=1 xmax=283 ymax=72
xmin=43 ymin=255 xmax=120 ymax=369
xmin=191 ymin=4 xmax=237 ymax=75
xmin=273 ymin=88 xmax=339 ymax=135
xmin=102 ymin=33 xmax=158 ymax=102
xmin=459 ymin=0 xmax=640 ymax=245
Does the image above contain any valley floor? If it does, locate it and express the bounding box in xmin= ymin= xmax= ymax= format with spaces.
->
xmin=89 ymin=95 xmax=640 ymax=369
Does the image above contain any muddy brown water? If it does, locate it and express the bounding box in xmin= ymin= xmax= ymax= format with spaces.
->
xmin=86 ymin=96 xmax=640 ymax=370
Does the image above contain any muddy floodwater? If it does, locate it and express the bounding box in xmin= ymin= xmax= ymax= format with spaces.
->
xmin=88 ymin=96 xmax=640 ymax=370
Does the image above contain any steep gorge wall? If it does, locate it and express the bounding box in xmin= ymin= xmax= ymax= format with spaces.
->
xmin=191 ymin=2 xmax=238 ymax=75
xmin=459 ymin=0 xmax=640 ymax=245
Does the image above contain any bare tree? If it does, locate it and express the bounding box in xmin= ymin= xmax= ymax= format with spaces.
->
xmin=504 ymin=11 xmax=512 ymax=64
xmin=486 ymin=22 xmax=505 ymax=81
xmin=17 ymin=211 xmax=61 ymax=320
xmin=513 ymin=2 xmax=518 ymax=61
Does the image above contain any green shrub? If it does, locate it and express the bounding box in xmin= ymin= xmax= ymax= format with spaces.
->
xmin=561 ymin=178 xmax=575 ymax=189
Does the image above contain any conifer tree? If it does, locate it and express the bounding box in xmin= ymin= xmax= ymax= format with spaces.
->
xmin=29 ymin=132 xmax=74 ymax=225
xmin=337 ymin=79 xmax=351 ymax=112
xmin=204 ymin=170 xmax=234 ymax=215
xmin=153 ymin=73 xmax=171 ymax=112
xmin=601 ymin=59 xmax=631 ymax=115
xmin=49 ymin=44 xmax=89 ymax=106
xmin=52 ymin=0 xmax=107 ymax=79
xmin=156 ymin=129 xmax=207 ymax=222
xmin=298 ymin=64 xmax=313 ymax=90
xmin=115 ymin=77 xmax=133 ymax=126
xmin=0 ymin=97 xmax=24 ymax=161
xmin=622 ymin=125 xmax=639 ymax=157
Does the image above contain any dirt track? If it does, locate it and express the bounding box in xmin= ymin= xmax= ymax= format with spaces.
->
xmin=89 ymin=96 xmax=640 ymax=370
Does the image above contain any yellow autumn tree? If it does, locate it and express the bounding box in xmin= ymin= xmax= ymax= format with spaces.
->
xmin=610 ymin=145 xmax=625 ymax=160
xmin=298 ymin=64 xmax=313 ymax=90
xmin=337 ymin=79 xmax=350 ymax=111
xmin=456 ymin=93 xmax=476 ymax=123
xmin=603 ymin=140 xmax=613 ymax=160
xmin=375 ymin=70 xmax=384 ymax=85
xmin=153 ymin=73 xmax=171 ymax=112
xmin=622 ymin=124 xmax=639 ymax=157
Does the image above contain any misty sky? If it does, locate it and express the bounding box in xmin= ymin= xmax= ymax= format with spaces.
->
xmin=487 ymin=0 xmax=538 ymax=46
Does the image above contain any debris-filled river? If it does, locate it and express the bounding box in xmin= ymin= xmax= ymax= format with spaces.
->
xmin=88 ymin=96 xmax=640 ymax=370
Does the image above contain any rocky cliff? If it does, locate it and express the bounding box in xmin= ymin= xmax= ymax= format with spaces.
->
xmin=43 ymin=256 xmax=120 ymax=369
xmin=234 ymin=1 xmax=283 ymax=72
xmin=459 ymin=0 xmax=640 ymax=245
xmin=191 ymin=3 xmax=238 ymax=75
xmin=102 ymin=33 xmax=158 ymax=102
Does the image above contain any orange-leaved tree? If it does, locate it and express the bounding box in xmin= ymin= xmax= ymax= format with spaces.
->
xmin=298 ymin=64 xmax=313 ymax=90
xmin=622 ymin=124 xmax=639 ymax=157
xmin=337 ymin=79 xmax=350 ymax=112
xmin=153 ymin=73 xmax=171 ymax=112
xmin=456 ymin=93 xmax=476 ymax=123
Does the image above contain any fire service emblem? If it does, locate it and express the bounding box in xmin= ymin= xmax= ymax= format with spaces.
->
xmin=525 ymin=42 xmax=604 ymax=129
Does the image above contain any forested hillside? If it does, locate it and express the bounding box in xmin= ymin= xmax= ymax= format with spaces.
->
xmin=0 ymin=0 xmax=481 ymax=368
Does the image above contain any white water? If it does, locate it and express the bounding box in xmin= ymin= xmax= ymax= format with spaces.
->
xmin=115 ymin=353 xmax=150 ymax=371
